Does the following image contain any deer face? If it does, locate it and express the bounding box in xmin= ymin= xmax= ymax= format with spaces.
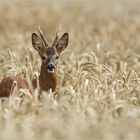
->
xmin=31 ymin=28 xmax=69 ymax=73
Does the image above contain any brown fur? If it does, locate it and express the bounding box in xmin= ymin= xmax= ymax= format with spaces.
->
xmin=39 ymin=64 xmax=57 ymax=92
xmin=0 ymin=76 xmax=29 ymax=97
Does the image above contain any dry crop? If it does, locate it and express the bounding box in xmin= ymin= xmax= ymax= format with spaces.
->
xmin=0 ymin=0 xmax=140 ymax=140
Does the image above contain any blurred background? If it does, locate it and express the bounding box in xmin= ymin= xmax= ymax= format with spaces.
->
xmin=0 ymin=0 xmax=140 ymax=54
xmin=0 ymin=1 xmax=140 ymax=140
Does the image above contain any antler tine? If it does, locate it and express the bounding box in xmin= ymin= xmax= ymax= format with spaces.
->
xmin=38 ymin=26 xmax=48 ymax=47
xmin=52 ymin=25 xmax=61 ymax=46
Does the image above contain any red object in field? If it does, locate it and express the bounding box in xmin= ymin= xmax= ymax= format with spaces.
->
xmin=0 ymin=76 xmax=29 ymax=97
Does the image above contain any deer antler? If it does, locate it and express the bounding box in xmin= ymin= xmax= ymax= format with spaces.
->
xmin=52 ymin=25 xmax=61 ymax=47
xmin=38 ymin=26 xmax=48 ymax=47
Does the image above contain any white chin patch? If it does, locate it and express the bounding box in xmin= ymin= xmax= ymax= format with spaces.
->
xmin=47 ymin=69 xmax=55 ymax=73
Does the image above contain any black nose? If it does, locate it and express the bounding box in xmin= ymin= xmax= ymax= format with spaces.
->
xmin=47 ymin=63 xmax=55 ymax=71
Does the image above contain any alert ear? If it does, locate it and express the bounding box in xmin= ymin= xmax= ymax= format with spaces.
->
xmin=32 ymin=33 xmax=44 ymax=52
xmin=56 ymin=33 xmax=69 ymax=54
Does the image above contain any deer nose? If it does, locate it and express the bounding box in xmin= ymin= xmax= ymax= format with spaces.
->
xmin=47 ymin=63 xmax=55 ymax=72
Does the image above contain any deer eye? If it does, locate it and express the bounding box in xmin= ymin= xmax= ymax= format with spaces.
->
xmin=41 ymin=56 xmax=46 ymax=60
xmin=56 ymin=56 xmax=59 ymax=60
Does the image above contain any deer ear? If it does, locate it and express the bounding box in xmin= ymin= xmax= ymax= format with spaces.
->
xmin=32 ymin=33 xmax=44 ymax=52
xmin=56 ymin=33 xmax=69 ymax=53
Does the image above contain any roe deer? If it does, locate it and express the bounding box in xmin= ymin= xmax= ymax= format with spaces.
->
xmin=0 ymin=27 xmax=69 ymax=97
xmin=32 ymin=27 xmax=69 ymax=92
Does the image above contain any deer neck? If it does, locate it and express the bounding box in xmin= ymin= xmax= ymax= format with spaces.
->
xmin=39 ymin=64 xmax=57 ymax=92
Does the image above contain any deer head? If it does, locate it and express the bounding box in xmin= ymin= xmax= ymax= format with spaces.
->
xmin=31 ymin=27 xmax=69 ymax=73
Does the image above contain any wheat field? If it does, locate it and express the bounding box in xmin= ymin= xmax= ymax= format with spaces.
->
xmin=0 ymin=0 xmax=140 ymax=140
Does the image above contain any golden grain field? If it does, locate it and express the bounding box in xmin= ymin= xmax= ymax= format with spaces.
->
xmin=0 ymin=0 xmax=140 ymax=140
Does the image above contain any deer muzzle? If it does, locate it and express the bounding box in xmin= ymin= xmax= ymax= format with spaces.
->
xmin=46 ymin=63 xmax=55 ymax=73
